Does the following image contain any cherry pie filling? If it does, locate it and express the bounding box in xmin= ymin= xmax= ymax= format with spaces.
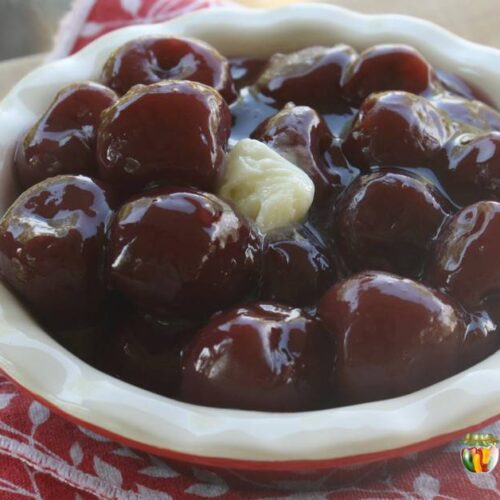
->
xmin=1 ymin=37 xmax=500 ymax=411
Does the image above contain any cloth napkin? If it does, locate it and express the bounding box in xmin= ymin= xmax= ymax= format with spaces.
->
xmin=1 ymin=0 xmax=499 ymax=498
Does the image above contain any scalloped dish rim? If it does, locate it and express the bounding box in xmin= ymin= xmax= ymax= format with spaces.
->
xmin=0 ymin=3 xmax=499 ymax=467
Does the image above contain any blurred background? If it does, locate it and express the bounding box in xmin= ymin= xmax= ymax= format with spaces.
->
xmin=1 ymin=0 xmax=70 ymax=60
xmin=0 ymin=0 xmax=499 ymax=62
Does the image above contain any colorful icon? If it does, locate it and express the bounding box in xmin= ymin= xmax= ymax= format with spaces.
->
xmin=461 ymin=433 xmax=499 ymax=473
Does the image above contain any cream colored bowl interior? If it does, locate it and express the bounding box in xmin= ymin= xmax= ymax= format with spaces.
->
xmin=0 ymin=3 xmax=499 ymax=464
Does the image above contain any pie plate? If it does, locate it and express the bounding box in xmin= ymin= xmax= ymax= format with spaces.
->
xmin=0 ymin=3 xmax=499 ymax=489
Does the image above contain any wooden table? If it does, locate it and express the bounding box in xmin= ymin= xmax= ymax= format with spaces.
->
xmin=0 ymin=0 xmax=499 ymax=98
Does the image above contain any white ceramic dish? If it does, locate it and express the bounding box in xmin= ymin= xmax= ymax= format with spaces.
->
xmin=0 ymin=3 xmax=499 ymax=474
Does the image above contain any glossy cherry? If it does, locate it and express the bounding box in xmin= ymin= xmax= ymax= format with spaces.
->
xmin=251 ymin=103 xmax=351 ymax=203
xmin=335 ymin=171 xmax=451 ymax=278
xmin=181 ymin=303 xmax=333 ymax=411
xmin=52 ymin=318 xmax=113 ymax=369
xmin=0 ymin=175 xmax=115 ymax=325
xmin=97 ymin=81 xmax=231 ymax=192
xmin=255 ymin=45 xmax=356 ymax=112
xmin=319 ymin=271 xmax=465 ymax=405
xmin=437 ymin=132 xmax=500 ymax=206
xmin=14 ymin=83 xmax=117 ymax=189
xmin=343 ymin=91 xmax=452 ymax=169
xmin=342 ymin=44 xmax=434 ymax=105
xmin=102 ymin=36 xmax=236 ymax=102
xmin=426 ymin=201 xmax=500 ymax=311
xmin=110 ymin=312 xmax=200 ymax=397
xmin=229 ymin=57 xmax=268 ymax=90
xmin=260 ymin=233 xmax=336 ymax=306
xmin=5 ymin=39 xmax=500 ymax=413
xmin=459 ymin=313 xmax=500 ymax=370
xmin=106 ymin=187 xmax=260 ymax=317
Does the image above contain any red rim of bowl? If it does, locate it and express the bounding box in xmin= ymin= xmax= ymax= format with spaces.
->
xmin=1 ymin=4 xmax=500 ymax=476
xmin=2 ymin=368 xmax=498 ymax=472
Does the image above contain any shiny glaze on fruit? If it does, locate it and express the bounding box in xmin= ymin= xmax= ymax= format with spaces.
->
xmin=319 ymin=271 xmax=465 ymax=405
xmin=460 ymin=314 xmax=500 ymax=370
xmin=431 ymin=94 xmax=500 ymax=132
xmin=0 ymin=175 xmax=115 ymax=325
xmin=181 ymin=303 xmax=332 ymax=411
xmin=229 ymin=57 xmax=267 ymax=91
xmin=342 ymin=44 xmax=435 ymax=105
xmin=426 ymin=201 xmax=500 ymax=310
xmin=106 ymin=186 xmax=260 ymax=317
xmin=255 ymin=45 xmax=356 ymax=113
xmin=3 ymin=39 xmax=500 ymax=412
xmin=102 ymin=36 xmax=237 ymax=102
xmin=437 ymin=132 xmax=500 ymax=205
xmin=15 ymin=83 xmax=117 ymax=189
xmin=335 ymin=170 xmax=451 ymax=278
xmin=97 ymin=80 xmax=231 ymax=192
xmin=342 ymin=91 xmax=453 ymax=169
xmin=260 ymin=232 xmax=336 ymax=306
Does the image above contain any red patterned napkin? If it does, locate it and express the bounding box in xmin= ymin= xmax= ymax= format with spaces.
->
xmin=1 ymin=0 xmax=499 ymax=498
xmin=50 ymin=0 xmax=231 ymax=59
xmin=0 ymin=373 xmax=499 ymax=498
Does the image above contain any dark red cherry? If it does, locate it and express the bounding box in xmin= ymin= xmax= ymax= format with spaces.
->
xmin=52 ymin=319 xmax=111 ymax=368
xmin=229 ymin=57 xmax=268 ymax=90
xmin=342 ymin=91 xmax=452 ymax=169
xmin=342 ymin=44 xmax=433 ymax=105
xmin=106 ymin=187 xmax=260 ymax=317
xmin=110 ymin=312 xmax=200 ymax=397
xmin=102 ymin=36 xmax=236 ymax=102
xmin=431 ymin=95 xmax=500 ymax=132
xmin=335 ymin=171 xmax=451 ymax=278
xmin=254 ymin=45 xmax=356 ymax=112
xmin=319 ymin=271 xmax=465 ymax=405
xmin=437 ymin=132 xmax=500 ymax=206
xmin=251 ymin=104 xmax=351 ymax=203
xmin=14 ymin=83 xmax=117 ymax=189
xmin=459 ymin=313 xmax=500 ymax=370
xmin=260 ymin=234 xmax=336 ymax=306
xmin=0 ymin=175 xmax=115 ymax=325
xmin=96 ymin=81 xmax=231 ymax=192
xmin=426 ymin=201 xmax=500 ymax=311
xmin=181 ymin=303 xmax=332 ymax=411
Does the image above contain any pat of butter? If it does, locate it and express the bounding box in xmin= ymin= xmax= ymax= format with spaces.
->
xmin=218 ymin=139 xmax=315 ymax=232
